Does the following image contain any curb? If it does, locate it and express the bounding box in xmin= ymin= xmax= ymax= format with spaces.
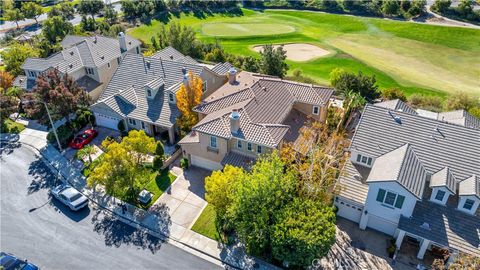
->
xmin=1 ymin=138 xmax=244 ymax=269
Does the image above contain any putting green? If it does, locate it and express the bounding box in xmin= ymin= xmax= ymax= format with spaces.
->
xmin=202 ymin=23 xmax=295 ymax=36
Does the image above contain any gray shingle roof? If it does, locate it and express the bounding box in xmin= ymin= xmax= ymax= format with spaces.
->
xmin=398 ymin=199 xmax=480 ymax=257
xmin=459 ymin=175 xmax=480 ymax=199
xmin=12 ymin=75 xmax=35 ymax=91
xmin=337 ymin=161 xmax=370 ymax=205
xmin=374 ymin=99 xmax=418 ymax=115
xmin=22 ymin=34 xmax=140 ymax=72
xmin=192 ymin=74 xmax=333 ymax=147
xmin=429 ymin=167 xmax=457 ymax=194
xmin=150 ymin=46 xmax=198 ymax=64
xmin=367 ymin=143 xmax=428 ymax=198
xmin=92 ymin=53 xmax=205 ymax=128
xmin=437 ymin=110 xmax=480 ymax=129
xmin=351 ymin=104 xmax=480 ymax=183
xmin=211 ymin=62 xmax=233 ymax=75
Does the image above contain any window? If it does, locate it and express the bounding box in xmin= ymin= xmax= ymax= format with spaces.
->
xmin=147 ymin=89 xmax=152 ymax=97
xmin=128 ymin=119 xmax=136 ymax=125
xmin=237 ymin=140 xmax=242 ymax=149
xmin=463 ymin=199 xmax=475 ymax=210
xmin=169 ymin=93 xmax=174 ymax=103
xmin=435 ymin=190 xmax=446 ymax=201
xmin=117 ymin=58 xmax=121 ymax=65
xmin=356 ymin=154 xmax=373 ymax=166
xmin=257 ymin=145 xmax=262 ymax=154
xmin=107 ymin=62 xmax=111 ymax=68
xmin=247 ymin=143 xmax=252 ymax=151
xmin=312 ymin=106 xmax=319 ymax=115
xmin=86 ymin=68 xmax=94 ymax=75
xmin=141 ymin=122 xmax=145 ymax=129
xmin=136 ymin=47 xmax=140 ymax=54
xmin=210 ymin=136 xmax=217 ymax=148
xmin=202 ymin=81 xmax=207 ymax=93
xmin=376 ymin=188 xmax=405 ymax=209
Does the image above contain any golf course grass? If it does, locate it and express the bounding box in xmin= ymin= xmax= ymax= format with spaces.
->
xmin=128 ymin=9 xmax=480 ymax=98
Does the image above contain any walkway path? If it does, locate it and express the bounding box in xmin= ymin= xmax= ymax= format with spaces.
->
xmin=0 ymin=128 xmax=278 ymax=270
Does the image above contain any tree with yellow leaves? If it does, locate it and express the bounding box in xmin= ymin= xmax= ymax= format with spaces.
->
xmin=176 ymin=71 xmax=203 ymax=134
xmin=0 ymin=71 xmax=14 ymax=93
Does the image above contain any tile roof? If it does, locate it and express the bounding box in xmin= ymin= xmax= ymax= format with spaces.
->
xmin=192 ymin=72 xmax=333 ymax=147
xmin=211 ymin=62 xmax=233 ymax=75
xmin=22 ymin=34 xmax=140 ymax=72
xmin=351 ymin=104 xmax=480 ymax=183
xmin=150 ymin=47 xmax=198 ymax=64
xmin=337 ymin=161 xmax=370 ymax=205
xmin=429 ymin=167 xmax=457 ymax=194
xmin=367 ymin=144 xmax=428 ymax=198
xmin=417 ymin=108 xmax=480 ymax=129
xmin=12 ymin=75 xmax=35 ymax=91
xmin=92 ymin=53 xmax=205 ymax=128
xmin=374 ymin=99 xmax=418 ymax=115
xmin=459 ymin=175 xmax=480 ymax=199
xmin=398 ymin=200 xmax=480 ymax=257
xmin=221 ymin=151 xmax=256 ymax=170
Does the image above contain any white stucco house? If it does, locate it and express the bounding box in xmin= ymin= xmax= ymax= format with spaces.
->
xmin=335 ymin=99 xmax=480 ymax=259
xmin=14 ymin=32 xmax=141 ymax=101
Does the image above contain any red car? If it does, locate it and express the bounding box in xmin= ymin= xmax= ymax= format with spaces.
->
xmin=69 ymin=129 xmax=98 ymax=149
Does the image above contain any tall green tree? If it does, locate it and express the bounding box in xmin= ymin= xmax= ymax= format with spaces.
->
xmin=4 ymin=8 xmax=24 ymax=28
xmin=330 ymin=70 xmax=379 ymax=101
xmin=382 ymin=0 xmax=401 ymax=16
xmin=0 ymin=42 xmax=39 ymax=76
xmin=259 ymin=44 xmax=288 ymax=78
xmin=103 ymin=5 xmax=118 ymax=24
xmin=78 ymin=0 xmax=104 ymax=20
xmin=42 ymin=16 xmax=73 ymax=44
xmin=272 ymin=198 xmax=336 ymax=268
xmin=431 ymin=0 xmax=452 ymax=13
xmin=21 ymin=2 xmax=43 ymax=24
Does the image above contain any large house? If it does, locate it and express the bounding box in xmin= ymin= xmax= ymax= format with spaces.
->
xmin=14 ymin=32 xmax=141 ymax=100
xmin=179 ymin=70 xmax=334 ymax=171
xmin=90 ymin=48 xmax=227 ymax=144
xmin=335 ymin=99 xmax=480 ymax=259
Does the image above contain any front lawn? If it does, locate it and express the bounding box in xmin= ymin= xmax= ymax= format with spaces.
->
xmin=191 ymin=204 xmax=221 ymax=241
xmin=139 ymin=169 xmax=177 ymax=209
xmin=0 ymin=119 xmax=25 ymax=134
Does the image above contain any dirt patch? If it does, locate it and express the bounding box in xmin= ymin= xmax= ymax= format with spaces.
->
xmin=252 ymin=43 xmax=330 ymax=62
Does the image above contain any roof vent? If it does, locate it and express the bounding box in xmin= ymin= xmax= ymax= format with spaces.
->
xmin=100 ymin=56 xmax=105 ymax=60
xmin=70 ymin=51 xmax=74 ymax=56
xmin=394 ymin=116 xmax=402 ymax=124
xmin=146 ymin=60 xmax=151 ymax=69
xmin=93 ymin=36 xmax=97 ymax=43
xmin=69 ymin=64 xmax=73 ymax=69
xmin=420 ymin=222 xmax=431 ymax=230
xmin=182 ymin=67 xmax=187 ymax=75
xmin=262 ymin=86 xmax=267 ymax=92
xmin=353 ymin=174 xmax=362 ymax=181
xmin=170 ymin=55 xmax=174 ymax=60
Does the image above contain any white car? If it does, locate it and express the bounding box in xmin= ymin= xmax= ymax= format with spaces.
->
xmin=50 ymin=185 xmax=89 ymax=211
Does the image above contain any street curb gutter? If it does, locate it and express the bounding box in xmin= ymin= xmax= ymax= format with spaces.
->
xmin=1 ymin=139 xmax=244 ymax=269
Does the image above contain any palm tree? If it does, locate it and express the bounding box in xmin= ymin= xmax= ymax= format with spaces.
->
xmin=77 ymin=145 xmax=97 ymax=164
xmin=338 ymin=91 xmax=366 ymax=132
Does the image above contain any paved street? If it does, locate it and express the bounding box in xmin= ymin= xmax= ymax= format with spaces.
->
xmin=0 ymin=142 xmax=222 ymax=270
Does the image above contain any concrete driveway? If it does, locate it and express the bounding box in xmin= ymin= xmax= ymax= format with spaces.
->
xmin=153 ymin=167 xmax=211 ymax=229
xmin=63 ymin=126 xmax=120 ymax=162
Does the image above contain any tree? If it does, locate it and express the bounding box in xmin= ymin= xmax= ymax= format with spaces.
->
xmin=42 ymin=16 xmax=73 ymax=44
xmin=24 ymin=69 xmax=90 ymax=125
xmin=88 ymin=130 xmax=155 ymax=198
xmin=469 ymin=106 xmax=480 ymax=119
xmin=48 ymin=2 xmax=75 ymax=20
xmin=78 ymin=0 xmax=105 ymax=20
xmin=259 ymin=44 xmax=288 ymax=78
xmin=120 ymin=0 xmax=136 ymax=20
xmin=4 ymin=8 xmax=24 ymax=28
xmin=405 ymin=0 xmax=426 ymax=17
xmin=34 ymin=35 xmax=63 ymax=58
xmin=21 ymin=2 xmax=43 ymax=24
xmin=242 ymin=56 xmax=260 ymax=73
xmin=0 ymin=71 xmax=14 ymax=93
xmin=444 ymin=92 xmax=476 ymax=111
xmin=158 ymin=22 xmax=199 ymax=57
xmin=432 ymin=253 xmax=480 ymax=269
xmin=0 ymin=92 xmax=18 ymax=126
xmin=329 ymin=68 xmax=345 ymax=87
xmin=229 ymin=153 xmax=296 ymax=256
xmin=332 ymin=70 xmax=379 ymax=101
xmin=176 ymin=71 xmax=203 ymax=132
xmin=432 ymin=0 xmax=452 ymax=14
xmin=103 ymin=5 xmax=118 ymax=24
xmin=272 ymin=198 xmax=336 ymax=268
xmin=77 ymin=145 xmax=97 ymax=164
xmin=155 ymin=141 xmax=164 ymax=157
xmin=0 ymin=42 xmax=39 ymax=77
xmin=382 ymin=0 xmax=400 ymax=16
xmin=381 ymin=87 xmax=407 ymax=102
xmin=205 ymin=165 xmax=245 ymax=229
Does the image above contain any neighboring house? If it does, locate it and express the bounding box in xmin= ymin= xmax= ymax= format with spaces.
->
xmin=90 ymin=48 xmax=227 ymax=144
xmin=14 ymin=32 xmax=141 ymax=100
xmin=179 ymin=70 xmax=334 ymax=171
xmin=335 ymin=99 xmax=480 ymax=259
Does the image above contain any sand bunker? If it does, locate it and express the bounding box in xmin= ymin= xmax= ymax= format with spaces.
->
xmin=253 ymin=43 xmax=330 ymax=62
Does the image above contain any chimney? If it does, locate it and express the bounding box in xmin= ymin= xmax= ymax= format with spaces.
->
xmin=182 ymin=67 xmax=187 ymax=75
xmin=228 ymin=67 xmax=237 ymax=85
xmin=183 ymin=74 xmax=189 ymax=88
xmin=118 ymin=32 xmax=127 ymax=53
xmin=230 ymin=109 xmax=240 ymax=134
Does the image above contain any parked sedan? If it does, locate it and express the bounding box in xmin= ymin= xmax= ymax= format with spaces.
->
xmin=68 ymin=129 xmax=98 ymax=149
xmin=0 ymin=252 xmax=39 ymax=270
xmin=50 ymin=184 xmax=89 ymax=211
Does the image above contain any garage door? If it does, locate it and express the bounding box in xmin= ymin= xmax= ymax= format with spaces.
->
xmin=367 ymin=214 xmax=397 ymax=236
xmin=95 ymin=113 xmax=120 ymax=130
xmin=335 ymin=198 xmax=363 ymax=223
xmin=191 ymin=155 xmax=223 ymax=171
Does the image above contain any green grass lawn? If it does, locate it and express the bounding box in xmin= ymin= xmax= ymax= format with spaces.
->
xmin=191 ymin=204 xmax=221 ymax=241
xmin=0 ymin=119 xmax=25 ymax=134
xmin=128 ymin=8 xmax=480 ymax=98
xmin=140 ymin=169 xmax=177 ymax=209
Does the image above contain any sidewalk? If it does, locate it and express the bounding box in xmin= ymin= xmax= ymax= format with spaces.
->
xmin=1 ymin=128 xmax=278 ymax=270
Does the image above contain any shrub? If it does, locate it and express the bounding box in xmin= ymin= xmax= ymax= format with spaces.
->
xmin=381 ymin=88 xmax=407 ymax=102
xmin=180 ymin=157 xmax=189 ymax=170
xmin=47 ymin=125 xmax=74 ymax=148
xmin=155 ymin=141 xmax=165 ymax=156
xmin=408 ymin=94 xmax=443 ymax=112
xmin=117 ymin=120 xmax=126 ymax=133
xmin=153 ymin=156 xmax=163 ymax=171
